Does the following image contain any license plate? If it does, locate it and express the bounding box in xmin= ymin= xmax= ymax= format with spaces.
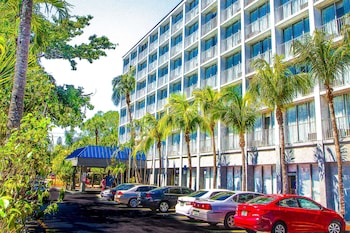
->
xmin=180 ymin=202 xmax=184 ymax=206
xmin=192 ymin=210 xmax=199 ymax=216
xmin=241 ymin=210 xmax=247 ymax=216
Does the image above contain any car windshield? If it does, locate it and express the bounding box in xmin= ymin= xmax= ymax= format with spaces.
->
xmin=188 ymin=190 xmax=209 ymax=197
xmin=117 ymin=184 xmax=135 ymax=190
xmin=209 ymin=191 xmax=235 ymax=201
xmin=248 ymin=196 xmax=275 ymax=204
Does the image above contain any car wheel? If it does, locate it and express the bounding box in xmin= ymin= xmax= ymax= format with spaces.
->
xmin=272 ymin=221 xmax=287 ymax=233
xmin=159 ymin=201 xmax=169 ymax=213
xmin=224 ymin=212 xmax=235 ymax=229
xmin=128 ymin=198 xmax=138 ymax=208
xmin=328 ymin=220 xmax=342 ymax=233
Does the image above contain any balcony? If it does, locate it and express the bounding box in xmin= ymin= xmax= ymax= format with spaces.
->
xmin=285 ymin=120 xmax=317 ymax=144
xmin=275 ymin=0 xmax=308 ymax=23
xmin=120 ymin=116 xmax=128 ymax=125
xmin=322 ymin=115 xmax=350 ymax=140
xmin=136 ymin=88 xmax=146 ymax=98
xmin=320 ymin=15 xmax=350 ymax=38
xmin=138 ymin=50 xmax=147 ymax=61
xmin=149 ymin=41 xmax=158 ymax=52
xmin=170 ymin=67 xmax=182 ymax=81
xmin=277 ymin=33 xmax=309 ymax=60
xmin=201 ymin=74 xmax=217 ymax=88
xmin=159 ymin=53 xmax=169 ymax=66
xmin=185 ymin=6 xmax=199 ymax=23
xmin=147 ymin=82 xmax=156 ymax=92
xmin=135 ymin=108 xmax=145 ymax=119
xmin=146 ymin=103 xmax=156 ymax=113
xmin=221 ymin=31 xmax=241 ymax=52
xmin=185 ymin=58 xmax=198 ymax=73
xmin=184 ymin=85 xmax=196 ymax=98
xmin=246 ymin=50 xmax=272 ymax=73
xmin=246 ymin=14 xmax=270 ymax=39
xmin=202 ymin=0 xmax=216 ymax=9
xmin=168 ymin=144 xmax=180 ymax=156
xmin=148 ymin=61 xmax=157 ymax=72
xmin=137 ymin=69 xmax=147 ymax=80
xmin=201 ymin=46 xmax=217 ymax=62
xmin=247 ymin=128 xmax=275 ymax=147
xmin=221 ymin=64 xmax=242 ymax=85
xmin=172 ymin=19 xmax=183 ymax=33
xmin=221 ymin=134 xmax=239 ymax=151
xmin=171 ymin=43 xmax=182 ymax=57
xmin=157 ymin=98 xmax=167 ymax=109
xmin=130 ymin=58 xmax=137 ymax=67
xmin=202 ymin=17 xmax=217 ymax=36
xmin=320 ymin=69 xmax=350 ymax=91
xmin=159 ymin=30 xmax=170 ymax=44
xmin=182 ymin=140 xmax=197 ymax=155
xmin=158 ymin=75 xmax=168 ymax=86
xmin=185 ymin=32 xmax=198 ymax=48
xmin=222 ymin=1 xmax=241 ymax=22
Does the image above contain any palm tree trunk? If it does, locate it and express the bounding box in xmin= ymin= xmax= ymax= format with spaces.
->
xmin=7 ymin=0 xmax=33 ymax=132
xmin=327 ymin=89 xmax=345 ymax=216
xmin=126 ymin=93 xmax=134 ymax=182
xmin=276 ymin=107 xmax=288 ymax=194
xmin=211 ymin=125 xmax=217 ymax=189
xmin=239 ymin=132 xmax=246 ymax=191
xmin=157 ymin=143 xmax=162 ymax=186
xmin=185 ymin=132 xmax=192 ymax=189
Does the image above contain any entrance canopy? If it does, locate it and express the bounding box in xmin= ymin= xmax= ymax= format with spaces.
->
xmin=65 ymin=145 xmax=146 ymax=168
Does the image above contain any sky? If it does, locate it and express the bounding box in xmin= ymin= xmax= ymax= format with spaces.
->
xmin=43 ymin=0 xmax=182 ymax=140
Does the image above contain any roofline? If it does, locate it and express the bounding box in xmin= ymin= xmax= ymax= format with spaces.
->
xmin=122 ymin=0 xmax=184 ymax=60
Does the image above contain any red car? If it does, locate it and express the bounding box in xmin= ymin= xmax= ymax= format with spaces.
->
xmin=234 ymin=194 xmax=345 ymax=233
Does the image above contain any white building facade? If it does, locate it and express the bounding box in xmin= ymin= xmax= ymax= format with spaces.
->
xmin=119 ymin=0 xmax=350 ymax=220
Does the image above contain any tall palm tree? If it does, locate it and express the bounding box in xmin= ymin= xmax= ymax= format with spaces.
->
xmin=164 ymin=93 xmax=201 ymax=189
xmin=135 ymin=112 xmax=171 ymax=186
xmin=112 ymin=66 xmax=140 ymax=182
xmin=82 ymin=111 xmax=105 ymax=145
xmin=250 ymin=54 xmax=312 ymax=194
xmin=217 ymin=86 xmax=258 ymax=191
xmin=293 ymin=30 xmax=350 ymax=216
xmin=6 ymin=0 xmax=70 ymax=132
xmin=193 ymin=86 xmax=221 ymax=188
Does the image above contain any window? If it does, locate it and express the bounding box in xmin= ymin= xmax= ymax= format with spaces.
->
xmin=150 ymin=33 xmax=158 ymax=43
xmin=204 ymin=11 xmax=217 ymax=23
xmin=138 ymin=62 xmax=147 ymax=71
xmin=225 ymin=0 xmax=238 ymax=8
xmin=147 ymin=95 xmax=155 ymax=105
xmin=172 ymin=34 xmax=182 ymax=46
xmin=160 ymin=45 xmax=169 ymax=56
xmin=137 ymin=81 xmax=146 ymax=90
xmin=226 ymin=52 xmax=241 ymax=68
xmin=225 ymin=21 xmax=241 ymax=38
xmin=251 ymin=37 xmax=271 ymax=57
xmin=171 ymin=58 xmax=182 ymax=70
xmin=170 ymin=82 xmax=182 ymax=94
xmin=158 ymin=66 xmax=168 ymax=77
xmin=136 ymin=100 xmax=145 ymax=110
xmin=186 ymin=22 xmax=198 ymax=36
xmin=204 ymin=64 xmax=217 ymax=79
xmin=148 ymin=73 xmax=156 ymax=84
xmin=187 ymin=47 xmax=198 ymax=60
xmin=160 ymin=23 xmax=170 ymax=34
xmin=173 ymin=12 xmax=183 ymax=24
xmin=204 ymin=36 xmax=217 ymax=50
xmin=185 ymin=74 xmax=198 ymax=87
xmin=158 ymin=88 xmax=168 ymax=100
xmin=188 ymin=0 xmax=198 ymax=10
xmin=283 ymin=18 xmax=309 ymax=43
xmin=131 ymin=51 xmax=137 ymax=60
xmin=123 ymin=58 xmax=129 ymax=66
xmin=250 ymin=2 xmax=270 ymax=23
xmin=298 ymin=198 xmax=321 ymax=210
xmin=321 ymin=0 xmax=350 ymax=24
xmin=149 ymin=53 xmax=158 ymax=63
xmin=139 ymin=43 xmax=148 ymax=53
xmin=121 ymin=109 xmax=127 ymax=117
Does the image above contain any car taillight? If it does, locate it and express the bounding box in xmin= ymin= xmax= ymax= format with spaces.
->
xmin=117 ymin=191 xmax=123 ymax=196
xmin=111 ymin=191 xmax=116 ymax=195
xmin=146 ymin=193 xmax=152 ymax=198
xmin=190 ymin=202 xmax=195 ymax=206
xmin=194 ymin=202 xmax=212 ymax=210
xmin=185 ymin=201 xmax=192 ymax=205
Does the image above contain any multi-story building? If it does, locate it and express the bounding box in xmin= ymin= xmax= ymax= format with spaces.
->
xmin=118 ymin=0 xmax=350 ymax=219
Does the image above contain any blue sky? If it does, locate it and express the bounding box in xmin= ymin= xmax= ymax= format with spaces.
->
xmin=43 ymin=0 xmax=182 ymax=120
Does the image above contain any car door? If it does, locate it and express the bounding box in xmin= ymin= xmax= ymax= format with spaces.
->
xmin=297 ymin=197 xmax=324 ymax=231
xmin=166 ymin=187 xmax=182 ymax=207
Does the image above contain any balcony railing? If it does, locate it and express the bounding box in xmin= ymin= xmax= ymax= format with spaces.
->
xmin=120 ymin=116 xmax=128 ymax=125
xmin=148 ymin=61 xmax=157 ymax=72
xmin=149 ymin=41 xmax=158 ymax=52
xmin=184 ymin=58 xmax=198 ymax=72
xmin=185 ymin=32 xmax=198 ymax=48
xmin=170 ymin=67 xmax=182 ymax=81
xmin=275 ymin=0 xmax=308 ymax=23
xmin=320 ymin=68 xmax=350 ymax=91
xmin=172 ymin=19 xmax=183 ymax=33
xmin=171 ymin=43 xmax=182 ymax=57
xmin=157 ymin=98 xmax=167 ymax=109
xmin=322 ymin=115 xmax=350 ymax=139
xmin=222 ymin=31 xmax=241 ymax=52
xmin=221 ymin=64 xmax=242 ymax=85
xmin=221 ymin=134 xmax=240 ymax=151
xmin=247 ymin=128 xmax=275 ymax=147
xmin=246 ymin=14 xmax=270 ymax=39
xmin=136 ymin=88 xmax=146 ymax=98
xmin=135 ymin=108 xmax=145 ymax=119
xmin=184 ymin=85 xmax=196 ymax=98
xmin=137 ymin=69 xmax=147 ymax=80
xmin=202 ymin=17 xmax=217 ymax=36
xmin=277 ymin=33 xmax=309 ymax=60
xmin=201 ymin=75 xmax=217 ymax=88
xmin=182 ymin=140 xmax=197 ymax=155
xmin=158 ymin=75 xmax=168 ymax=86
xmin=168 ymin=144 xmax=180 ymax=156
xmin=138 ymin=50 xmax=147 ymax=61
xmin=202 ymin=0 xmax=216 ymax=9
xmin=285 ymin=120 xmax=317 ymax=144
xmin=186 ymin=6 xmax=199 ymax=23
xmin=146 ymin=103 xmax=155 ymax=113
xmin=147 ymin=82 xmax=156 ymax=92
xmin=222 ymin=1 xmax=240 ymax=22
xmin=159 ymin=30 xmax=170 ymax=44
xmin=159 ymin=52 xmax=169 ymax=65
xmin=201 ymin=45 xmax=217 ymax=62
xmin=246 ymin=50 xmax=272 ymax=73
xmin=320 ymin=15 xmax=350 ymax=37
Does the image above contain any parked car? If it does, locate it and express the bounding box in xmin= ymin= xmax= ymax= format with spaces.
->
xmin=190 ymin=191 xmax=263 ymax=229
xmin=100 ymin=183 xmax=140 ymax=201
xmin=175 ymin=188 xmax=231 ymax=218
xmin=138 ymin=186 xmax=194 ymax=213
xmin=234 ymin=194 xmax=346 ymax=233
xmin=114 ymin=184 xmax=158 ymax=207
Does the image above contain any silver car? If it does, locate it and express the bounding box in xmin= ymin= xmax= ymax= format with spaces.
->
xmin=190 ymin=191 xmax=263 ymax=229
xmin=114 ymin=184 xmax=158 ymax=207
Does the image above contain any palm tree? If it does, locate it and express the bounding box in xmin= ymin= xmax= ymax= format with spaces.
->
xmin=250 ymin=54 xmax=312 ymax=194
xmin=6 ymin=0 xmax=69 ymax=132
xmin=217 ymin=86 xmax=258 ymax=191
xmin=193 ymin=86 xmax=221 ymax=188
xmin=112 ymin=66 xmax=139 ymax=182
xmin=293 ymin=30 xmax=350 ymax=216
xmin=83 ymin=111 xmax=105 ymax=145
xmin=135 ymin=112 xmax=171 ymax=186
xmin=164 ymin=93 xmax=201 ymax=189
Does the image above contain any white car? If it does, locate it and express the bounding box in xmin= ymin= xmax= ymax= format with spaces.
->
xmin=175 ymin=189 xmax=230 ymax=218
xmin=100 ymin=183 xmax=140 ymax=201
xmin=190 ymin=191 xmax=263 ymax=229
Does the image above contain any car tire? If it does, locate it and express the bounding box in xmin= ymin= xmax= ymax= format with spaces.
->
xmin=224 ymin=212 xmax=235 ymax=229
xmin=159 ymin=201 xmax=170 ymax=213
xmin=272 ymin=221 xmax=287 ymax=233
xmin=328 ymin=220 xmax=342 ymax=233
xmin=246 ymin=230 xmax=256 ymax=233
xmin=128 ymin=198 xmax=138 ymax=208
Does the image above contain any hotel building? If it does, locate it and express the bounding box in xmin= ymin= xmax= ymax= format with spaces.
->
xmin=118 ymin=0 xmax=350 ymax=219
